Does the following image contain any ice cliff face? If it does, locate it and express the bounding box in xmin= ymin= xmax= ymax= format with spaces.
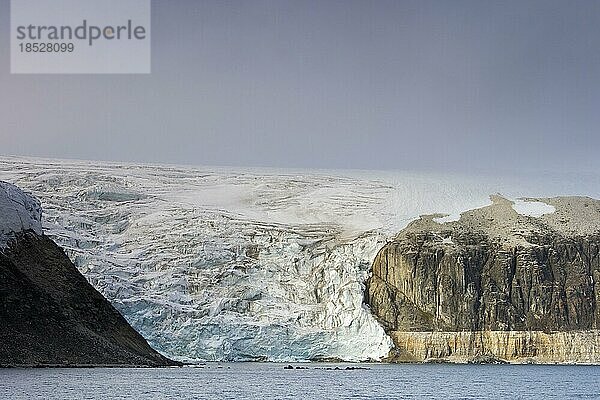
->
xmin=0 ymin=181 xmax=42 ymax=249
xmin=1 ymin=160 xmax=397 ymax=361
xmin=1 ymin=156 xmax=599 ymax=362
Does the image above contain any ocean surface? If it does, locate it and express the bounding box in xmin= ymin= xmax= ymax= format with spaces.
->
xmin=1 ymin=363 xmax=599 ymax=399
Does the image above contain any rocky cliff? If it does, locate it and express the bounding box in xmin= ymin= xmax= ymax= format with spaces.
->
xmin=365 ymin=195 xmax=600 ymax=363
xmin=0 ymin=181 xmax=179 ymax=367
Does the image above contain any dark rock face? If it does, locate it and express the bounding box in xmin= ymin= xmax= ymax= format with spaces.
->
xmin=0 ymin=232 xmax=179 ymax=367
xmin=365 ymin=196 xmax=600 ymax=362
xmin=366 ymin=231 xmax=600 ymax=333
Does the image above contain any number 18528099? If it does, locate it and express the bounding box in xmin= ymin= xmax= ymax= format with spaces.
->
xmin=19 ymin=42 xmax=75 ymax=53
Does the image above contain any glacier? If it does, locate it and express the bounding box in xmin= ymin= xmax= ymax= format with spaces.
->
xmin=1 ymin=156 xmax=599 ymax=362
xmin=0 ymin=181 xmax=42 ymax=249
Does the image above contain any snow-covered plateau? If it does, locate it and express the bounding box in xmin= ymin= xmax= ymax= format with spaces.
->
xmin=1 ymin=156 xmax=598 ymax=362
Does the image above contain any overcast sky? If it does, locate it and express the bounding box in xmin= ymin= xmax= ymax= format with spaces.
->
xmin=1 ymin=0 xmax=599 ymax=174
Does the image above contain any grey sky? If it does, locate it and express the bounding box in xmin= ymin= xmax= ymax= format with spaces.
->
xmin=1 ymin=0 xmax=599 ymax=173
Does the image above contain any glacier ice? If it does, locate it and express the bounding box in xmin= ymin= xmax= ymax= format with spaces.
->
xmin=1 ymin=156 xmax=599 ymax=361
xmin=0 ymin=181 xmax=42 ymax=249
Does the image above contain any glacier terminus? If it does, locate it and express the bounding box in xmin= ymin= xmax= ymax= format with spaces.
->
xmin=1 ymin=156 xmax=599 ymax=362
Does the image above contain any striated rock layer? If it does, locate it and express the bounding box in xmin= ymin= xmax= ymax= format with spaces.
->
xmin=389 ymin=331 xmax=600 ymax=363
xmin=365 ymin=195 xmax=600 ymax=363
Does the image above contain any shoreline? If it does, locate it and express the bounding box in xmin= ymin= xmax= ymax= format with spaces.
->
xmin=3 ymin=359 xmax=600 ymax=369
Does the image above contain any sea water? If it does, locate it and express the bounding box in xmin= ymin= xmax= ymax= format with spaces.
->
xmin=1 ymin=363 xmax=599 ymax=399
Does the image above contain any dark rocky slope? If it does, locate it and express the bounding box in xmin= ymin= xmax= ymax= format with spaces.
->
xmin=365 ymin=195 xmax=600 ymax=363
xmin=0 ymin=182 xmax=179 ymax=367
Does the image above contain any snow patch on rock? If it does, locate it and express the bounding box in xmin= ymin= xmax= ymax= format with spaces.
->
xmin=512 ymin=199 xmax=556 ymax=217
xmin=433 ymin=214 xmax=461 ymax=224
xmin=441 ymin=236 xmax=454 ymax=245
xmin=0 ymin=181 xmax=42 ymax=249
